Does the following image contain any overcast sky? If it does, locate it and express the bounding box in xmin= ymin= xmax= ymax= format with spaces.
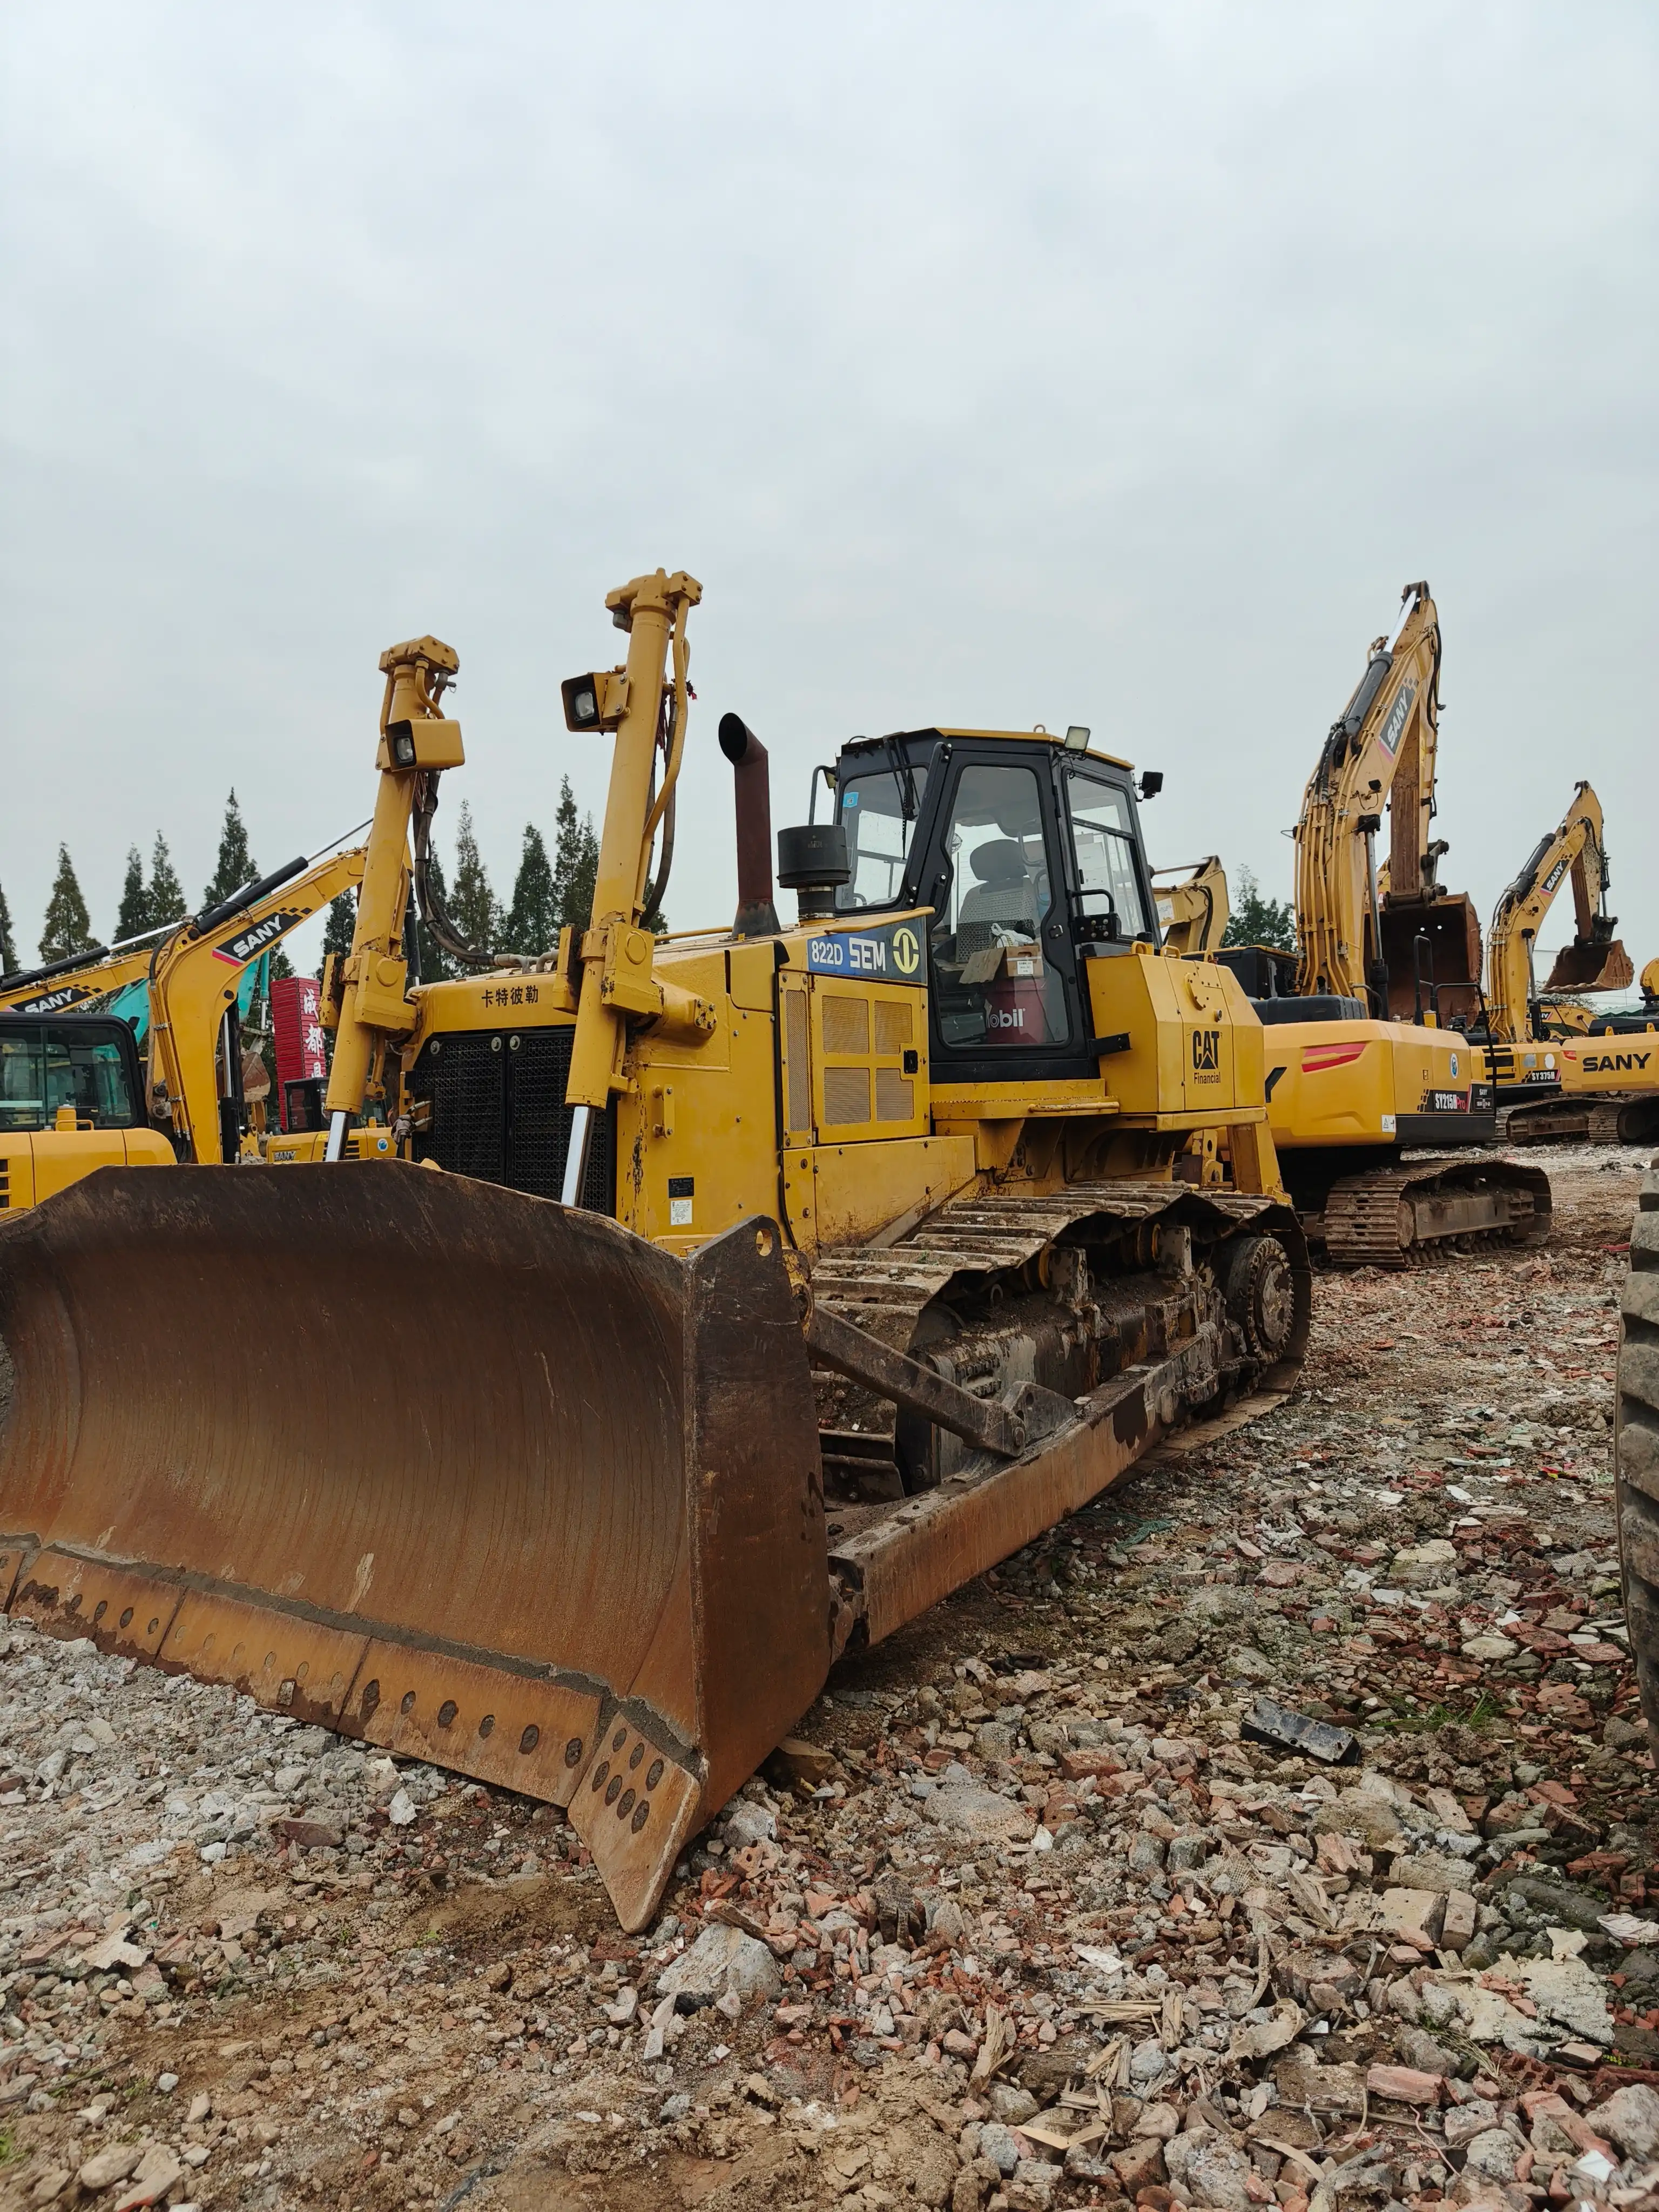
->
xmin=2 ymin=2 xmax=1654 ymax=983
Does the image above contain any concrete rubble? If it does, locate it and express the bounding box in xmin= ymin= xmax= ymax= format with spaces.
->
xmin=0 ymin=1148 xmax=1654 ymax=2209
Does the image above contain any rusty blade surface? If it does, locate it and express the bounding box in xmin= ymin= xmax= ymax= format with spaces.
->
xmin=0 ymin=1165 xmax=828 ymax=1929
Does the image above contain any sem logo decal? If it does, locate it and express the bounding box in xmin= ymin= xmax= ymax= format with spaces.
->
xmin=1191 ymin=1029 xmax=1220 ymax=1072
xmin=806 ymin=917 xmax=928 ymax=983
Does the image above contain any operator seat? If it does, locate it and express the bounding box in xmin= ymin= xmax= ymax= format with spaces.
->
xmin=957 ymin=840 xmax=1039 ymax=959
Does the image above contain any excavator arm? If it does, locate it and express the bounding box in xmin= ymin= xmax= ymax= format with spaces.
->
xmin=0 ymin=932 xmax=174 ymax=1018
xmin=146 ymin=846 xmax=370 ymax=1162
xmin=1152 ymin=857 xmax=1229 ymax=955
xmin=1293 ymin=584 xmax=1478 ymax=1020
xmin=1485 ymin=781 xmax=1631 ymax=1043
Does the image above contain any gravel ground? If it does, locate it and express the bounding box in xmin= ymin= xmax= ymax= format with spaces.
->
xmin=0 ymin=1148 xmax=1655 ymax=2212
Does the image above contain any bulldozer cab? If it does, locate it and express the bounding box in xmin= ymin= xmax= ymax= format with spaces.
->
xmin=833 ymin=731 xmax=1159 ymax=1079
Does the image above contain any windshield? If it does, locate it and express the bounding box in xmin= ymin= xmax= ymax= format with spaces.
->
xmin=835 ymin=765 xmax=928 ymax=911
xmin=0 ymin=1023 xmax=136 ymax=1132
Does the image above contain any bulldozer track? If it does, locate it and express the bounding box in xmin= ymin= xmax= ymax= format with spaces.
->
xmin=811 ymin=1181 xmax=1289 ymax=1351
xmin=1320 ymin=1158 xmax=1552 ymax=1268
xmin=1615 ymin=1161 xmax=1659 ymax=1738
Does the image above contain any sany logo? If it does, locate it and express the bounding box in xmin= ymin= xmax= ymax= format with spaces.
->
xmin=1584 ymin=1050 xmax=1651 ymax=1073
xmin=10 ymin=984 xmax=97 ymax=1015
xmin=1377 ymin=678 xmax=1417 ymax=757
xmin=214 ymin=910 xmax=302 ymax=967
xmin=1542 ymin=855 xmax=1569 ymax=893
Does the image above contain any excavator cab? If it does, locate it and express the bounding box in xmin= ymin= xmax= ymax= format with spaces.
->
xmin=833 ymin=730 xmax=1159 ymax=1075
xmin=0 ymin=1014 xmax=173 ymax=1209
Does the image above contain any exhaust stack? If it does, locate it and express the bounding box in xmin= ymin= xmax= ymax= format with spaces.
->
xmin=717 ymin=714 xmax=781 ymax=939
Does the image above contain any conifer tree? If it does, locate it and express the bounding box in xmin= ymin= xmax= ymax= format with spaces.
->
xmin=320 ymin=891 xmax=356 ymax=979
xmin=1221 ymin=865 xmax=1297 ymax=954
xmin=203 ymin=791 xmax=257 ymax=909
xmin=449 ymin=802 xmax=501 ymax=953
xmin=39 ymin=846 xmax=96 ymax=962
xmin=0 ymin=881 xmax=17 ymax=974
xmin=550 ymin=778 xmax=602 ymax=932
xmin=116 ymin=848 xmax=150 ymax=941
xmin=505 ymin=825 xmax=558 ymax=955
xmin=147 ymin=835 xmax=186 ymax=932
xmin=412 ymin=849 xmax=457 ymax=983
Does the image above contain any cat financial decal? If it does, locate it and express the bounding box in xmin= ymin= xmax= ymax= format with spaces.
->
xmin=212 ymin=911 xmax=304 ymax=968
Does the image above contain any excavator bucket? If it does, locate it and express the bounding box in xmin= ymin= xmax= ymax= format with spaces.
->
xmin=1545 ymin=938 xmax=1634 ymax=993
xmin=0 ymin=1166 xmax=829 ymax=1930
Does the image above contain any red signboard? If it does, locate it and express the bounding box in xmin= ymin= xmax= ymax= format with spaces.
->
xmin=271 ymin=976 xmax=327 ymax=1130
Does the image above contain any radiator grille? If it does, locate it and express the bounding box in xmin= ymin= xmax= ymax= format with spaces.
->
xmin=820 ymin=994 xmax=870 ymax=1056
xmin=822 ymin=1064 xmax=871 ymax=1127
xmin=409 ymin=1025 xmax=615 ymax=1213
xmin=875 ymin=1070 xmax=914 ymax=1123
xmin=0 ymin=1161 xmax=8 ymax=1210
xmin=874 ymin=999 xmax=913 ymax=1054
xmin=785 ymin=991 xmax=811 ymax=1134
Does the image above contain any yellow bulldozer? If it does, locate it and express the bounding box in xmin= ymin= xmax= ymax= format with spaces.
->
xmin=0 ymin=570 xmax=1313 ymax=1933
xmin=1475 ymin=783 xmax=1659 ymax=1147
xmin=1213 ymin=583 xmax=1550 ymax=1264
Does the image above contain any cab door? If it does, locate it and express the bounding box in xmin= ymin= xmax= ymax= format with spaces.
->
xmin=916 ymin=746 xmax=1092 ymax=1080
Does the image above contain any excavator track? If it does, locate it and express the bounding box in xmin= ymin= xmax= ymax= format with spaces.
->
xmin=1500 ymin=1097 xmax=1659 ymax=1148
xmin=1319 ymin=1158 xmax=1552 ymax=1267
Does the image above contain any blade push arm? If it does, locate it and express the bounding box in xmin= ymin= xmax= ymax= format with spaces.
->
xmin=321 ymin=637 xmax=463 ymax=1159
xmin=557 ymin=569 xmax=715 ymax=1205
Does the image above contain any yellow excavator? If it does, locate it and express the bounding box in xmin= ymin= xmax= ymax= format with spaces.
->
xmin=1151 ymin=857 xmax=1229 ymax=955
xmin=1216 ymin=582 xmax=1550 ymax=1264
xmin=0 ymin=843 xmax=377 ymax=1210
xmin=1475 ymin=784 xmax=1658 ymax=1147
xmin=0 ymin=572 xmax=1312 ymax=1933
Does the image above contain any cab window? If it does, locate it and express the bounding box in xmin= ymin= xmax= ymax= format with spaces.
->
xmin=0 ymin=1030 xmax=45 ymax=1132
xmin=928 ymin=763 xmax=1071 ymax=1050
xmin=44 ymin=1028 xmax=137 ymax=1125
xmin=836 ymin=764 xmax=928 ymax=911
xmin=1064 ymin=771 xmax=1153 ymax=943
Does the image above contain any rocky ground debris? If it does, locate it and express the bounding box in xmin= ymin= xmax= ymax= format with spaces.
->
xmin=0 ymin=1148 xmax=1653 ymax=2211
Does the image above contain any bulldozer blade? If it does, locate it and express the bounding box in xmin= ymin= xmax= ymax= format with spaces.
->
xmin=0 ymin=1166 xmax=828 ymax=1931
xmin=1545 ymin=938 xmax=1634 ymax=993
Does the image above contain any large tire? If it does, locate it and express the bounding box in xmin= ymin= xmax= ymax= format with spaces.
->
xmin=1616 ymin=1161 xmax=1659 ymax=1736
